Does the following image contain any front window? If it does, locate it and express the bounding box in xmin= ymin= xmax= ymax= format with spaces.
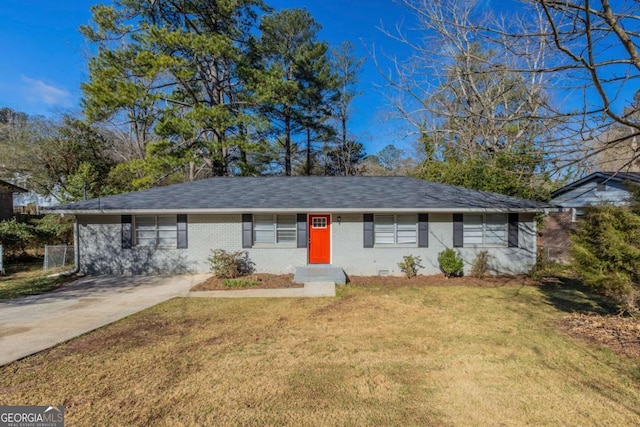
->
xmin=253 ymin=214 xmax=296 ymax=244
xmin=135 ymin=215 xmax=177 ymax=247
xmin=463 ymin=213 xmax=507 ymax=246
xmin=374 ymin=214 xmax=417 ymax=245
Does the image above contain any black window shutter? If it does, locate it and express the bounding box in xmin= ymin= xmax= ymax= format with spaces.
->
xmin=297 ymin=213 xmax=307 ymax=248
xmin=177 ymin=214 xmax=188 ymax=249
xmin=418 ymin=213 xmax=429 ymax=247
xmin=453 ymin=214 xmax=463 ymax=248
xmin=121 ymin=215 xmax=132 ymax=249
xmin=242 ymin=214 xmax=253 ymax=248
xmin=508 ymin=213 xmax=519 ymax=248
xmin=363 ymin=214 xmax=374 ymax=248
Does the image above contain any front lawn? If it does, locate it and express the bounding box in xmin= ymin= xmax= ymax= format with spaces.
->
xmin=1 ymin=281 xmax=639 ymax=426
xmin=0 ymin=260 xmax=74 ymax=301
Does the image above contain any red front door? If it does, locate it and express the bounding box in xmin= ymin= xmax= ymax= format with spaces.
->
xmin=308 ymin=214 xmax=331 ymax=264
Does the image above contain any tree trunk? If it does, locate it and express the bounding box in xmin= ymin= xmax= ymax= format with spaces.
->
xmin=306 ymin=127 xmax=312 ymax=175
xmin=341 ymin=115 xmax=348 ymax=176
xmin=284 ymin=105 xmax=292 ymax=176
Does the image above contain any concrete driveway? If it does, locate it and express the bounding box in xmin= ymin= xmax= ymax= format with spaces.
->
xmin=0 ymin=274 xmax=209 ymax=366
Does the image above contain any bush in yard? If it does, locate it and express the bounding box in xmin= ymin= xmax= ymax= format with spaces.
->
xmin=470 ymin=250 xmax=491 ymax=278
xmin=0 ymin=219 xmax=36 ymax=257
xmin=438 ymin=248 xmax=464 ymax=278
xmin=32 ymin=215 xmax=74 ymax=244
xmin=398 ymin=255 xmax=424 ymax=278
xmin=570 ymin=204 xmax=640 ymax=312
xmin=208 ymin=249 xmax=255 ymax=278
xmin=0 ymin=215 xmax=73 ymax=260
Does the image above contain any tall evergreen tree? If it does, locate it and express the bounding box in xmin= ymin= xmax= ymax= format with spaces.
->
xmin=81 ymin=0 xmax=269 ymax=185
xmin=297 ymin=40 xmax=338 ymax=175
xmin=253 ymin=8 xmax=335 ymax=176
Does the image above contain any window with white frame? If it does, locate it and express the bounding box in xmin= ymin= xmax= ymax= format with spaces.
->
xmin=463 ymin=213 xmax=507 ymax=246
xmin=135 ymin=215 xmax=177 ymax=247
xmin=374 ymin=214 xmax=417 ymax=245
xmin=253 ymin=214 xmax=297 ymax=244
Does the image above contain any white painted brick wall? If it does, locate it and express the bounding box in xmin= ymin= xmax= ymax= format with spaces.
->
xmin=77 ymin=212 xmax=536 ymax=276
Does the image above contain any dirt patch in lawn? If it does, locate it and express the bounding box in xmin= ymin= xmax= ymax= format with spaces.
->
xmin=191 ymin=273 xmax=303 ymax=291
xmin=557 ymin=313 xmax=640 ymax=358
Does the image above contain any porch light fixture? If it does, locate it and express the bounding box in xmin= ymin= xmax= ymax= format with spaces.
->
xmin=337 ymin=216 xmax=341 ymax=224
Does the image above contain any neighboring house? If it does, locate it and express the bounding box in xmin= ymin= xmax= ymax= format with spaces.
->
xmin=14 ymin=191 xmax=56 ymax=214
xmin=0 ymin=179 xmax=28 ymax=221
xmin=539 ymin=171 xmax=640 ymax=262
xmin=47 ymin=176 xmax=551 ymax=277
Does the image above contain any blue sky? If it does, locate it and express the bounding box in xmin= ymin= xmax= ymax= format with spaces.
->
xmin=0 ymin=0 xmax=420 ymax=155
xmin=0 ymin=0 xmax=424 ymax=153
xmin=0 ymin=0 xmax=636 ymax=157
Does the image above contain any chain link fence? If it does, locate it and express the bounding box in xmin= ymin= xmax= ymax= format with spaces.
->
xmin=43 ymin=244 xmax=74 ymax=272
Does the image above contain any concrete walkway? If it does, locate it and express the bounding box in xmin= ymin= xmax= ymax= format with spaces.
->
xmin=0 ymin=274 xmax=208 ymax=366
xmin=190 ymin=281 xmax=336 ymax=298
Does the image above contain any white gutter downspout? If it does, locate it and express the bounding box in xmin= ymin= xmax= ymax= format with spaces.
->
xmin=71 ymin=218 xmax=80 ymax=274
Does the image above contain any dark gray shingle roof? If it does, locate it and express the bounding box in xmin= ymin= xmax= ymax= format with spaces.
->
xmin=48 ymin=176 xmax=550 ymax=212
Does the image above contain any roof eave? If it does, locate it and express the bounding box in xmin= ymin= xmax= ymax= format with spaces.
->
xmin=45 ymin=206 xmax=555 ymax=215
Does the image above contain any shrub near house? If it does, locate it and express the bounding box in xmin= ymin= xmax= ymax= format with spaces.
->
xmin=571 ymin=204 xmax=640 ymax=311
xmin=438 ymin=248 xmax=464 ymax=278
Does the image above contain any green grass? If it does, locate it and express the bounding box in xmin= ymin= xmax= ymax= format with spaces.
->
xmin=0 ymin=260 xmax=74 ymax=301
xmin=222 ymin=278 xmax=259 ymax=288
xmin=1 ymin=282 xmax=639 ymax=426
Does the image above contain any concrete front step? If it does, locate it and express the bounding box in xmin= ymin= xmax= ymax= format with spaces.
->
xmin=293 ymin=266 xmax=346 ymax=284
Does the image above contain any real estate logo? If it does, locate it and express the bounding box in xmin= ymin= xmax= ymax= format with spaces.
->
xmin=0 ymin=405 xmax=64 ymax=427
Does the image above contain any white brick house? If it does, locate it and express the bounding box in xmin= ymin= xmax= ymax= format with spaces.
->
xmin=48 ymin=176 xmax=551 ymax=276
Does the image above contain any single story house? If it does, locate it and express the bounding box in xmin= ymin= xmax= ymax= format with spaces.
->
xmin=538 ymin=171 xmax=640 ymax=262
xmin=47 ymin=176 xmax=552 ymax=277
xmin=0 ymin=179 xmax=28 ymax=221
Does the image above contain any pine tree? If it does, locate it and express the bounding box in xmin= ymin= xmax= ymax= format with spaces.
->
xmin=81 ymin=0 xmax=269 ymax=184
xmin=253 ymin=8 xmax=335 ymax=176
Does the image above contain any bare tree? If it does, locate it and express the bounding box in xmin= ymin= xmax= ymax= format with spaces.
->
xmin=376 ymin=0 xmax=560 ymax=197
xmin=483 ymin=0 xmax=640 ymax=173
xmin=380 ymin=0 xmax=640 ymax=181
xmin=330 ymin=41 xmax=365 ymax=175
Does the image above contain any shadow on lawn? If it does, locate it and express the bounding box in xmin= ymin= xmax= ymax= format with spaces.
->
xmin=537 ymin=275 xmax=621 ymax=315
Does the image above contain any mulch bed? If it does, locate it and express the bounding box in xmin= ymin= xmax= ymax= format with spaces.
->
xmin=556 ymin=313 xmax=640 ymax=358
xmin=192 ymin=273 xmax=534 ymax=291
